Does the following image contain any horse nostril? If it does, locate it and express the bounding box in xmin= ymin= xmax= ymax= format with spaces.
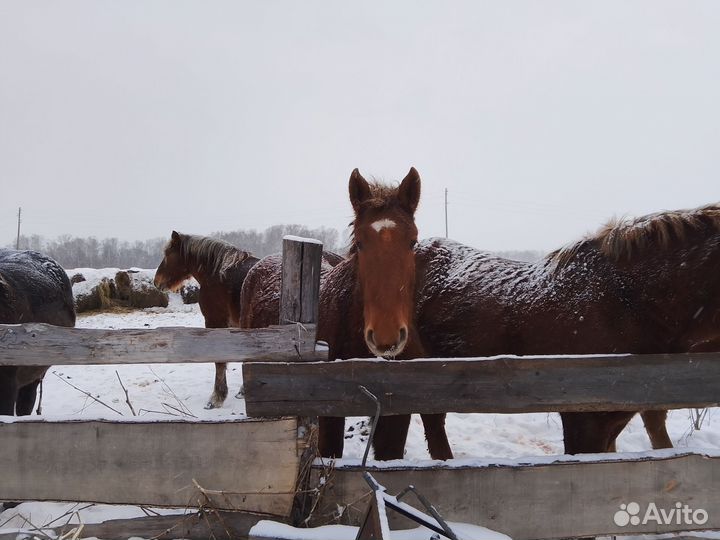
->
xmin=366 ymin=329 xmax=375 ymax=347
xmin=398 ymin=326 xmax=408 ymax=344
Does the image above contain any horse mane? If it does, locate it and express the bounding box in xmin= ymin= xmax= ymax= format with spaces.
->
xmin=347 ymin=180 xmax=410 ymax=256
xmin=547 ymin=203 xmax=720 ymax=270
xmin=169 ymin=234 xmax=252 ymax=280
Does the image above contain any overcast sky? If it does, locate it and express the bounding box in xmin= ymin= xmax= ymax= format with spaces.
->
xmin=1 ymin=2 xmax=719 ymax=252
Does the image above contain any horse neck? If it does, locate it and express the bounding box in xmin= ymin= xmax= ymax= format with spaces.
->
xmin=182 ymin=248 xmax=213 ymax=286
xmin=624 ymin=238 xmax=720 ymax=343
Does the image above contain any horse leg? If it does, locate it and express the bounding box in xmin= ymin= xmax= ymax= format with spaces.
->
xmin=0 ymin=368 xmax=18 ymax=416
xmin=641 ymin=410 xmax=673 ymax=449
xmin=561 ymin=411 xmax=635 ymax=454
xmin=205 ymin=362 xmax=228 ymax=409
xmin=15 ymin=381 xmax=39 ymax=416
xmin=420 ymin=413 xmax=453 ymax=460
xmin=318 ymin=416 xmax=346 ymax=458
xmin=372 ymin=415 xmax=411 ymax=460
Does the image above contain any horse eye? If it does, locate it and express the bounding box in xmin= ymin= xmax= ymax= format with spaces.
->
xmin=410 ymin=239 xmax=417 ymax=248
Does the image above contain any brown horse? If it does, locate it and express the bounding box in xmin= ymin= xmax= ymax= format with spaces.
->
xmin=0 ymin=249 xmax=76 ymax=415
xmin=154 ymin=231 xmax=259 ymax=408
xmin=410 ymin=204 xmax=720 ymax=453
xmin=317 ymin=168 xmax=454 ymax=461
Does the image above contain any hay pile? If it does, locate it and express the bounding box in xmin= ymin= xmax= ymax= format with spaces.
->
xmin=71 ymin=269 xmax=168 ymax=313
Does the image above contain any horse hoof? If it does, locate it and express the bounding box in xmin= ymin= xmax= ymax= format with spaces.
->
xmin=204 ymin=401 xmax=216 ymax=410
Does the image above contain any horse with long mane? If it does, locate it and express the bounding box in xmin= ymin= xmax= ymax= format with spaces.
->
xmin=154 ymin=231 xmax=259 ymax=408
xmin=319 ymin=171 xmax=719 ymax=456
xmin=0 ymin=249 xmax=75 ymax=415
xmin=410 ymin=203 xmax=720 ymax=453
xmin=317 ymin=168 xmax=454 ymax=461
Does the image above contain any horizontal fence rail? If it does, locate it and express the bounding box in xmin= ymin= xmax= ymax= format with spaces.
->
xmin=243 ymin=352 xmax=720 ymax=416
xmin=0 ymin=417 xmax=300 ymax=515
xmin=0 ymin=323 xmax=324 ymax=365
xmin=310 ymin=451 xmax=720 ymax=540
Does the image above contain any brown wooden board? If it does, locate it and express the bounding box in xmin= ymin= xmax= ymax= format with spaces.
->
xmin=243 ymin=353 xmax=720 ymax=417
xmin=0 ymin=418 xmax=299 ymax=515
xmin=280 ymin=237 xmax=323 ymax=325
xmin=309 ymin=452 xmax=720 ymax=539
xmin=0 ymin=323 xmax=325 ymax=366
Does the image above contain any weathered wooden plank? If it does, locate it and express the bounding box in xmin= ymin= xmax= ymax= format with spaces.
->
xmin=0 ymin=323 xmax=325 ymax=366
xmin=310 ymin=452 xmax=720 ymax=539
xmin=280 ymin=236 xmax=323 ymax=325
xmin=0 ymin=418 xmax=299 ymax=515
xmin=244 ymin=353 xmax=720 ymax=416
xmin=0 ymin=510 xmax=274 ymax=540
xmin=280 ymin=238 xmax=304 ymax=325
xmin=299 ymin=240 xmax=323 ymax=326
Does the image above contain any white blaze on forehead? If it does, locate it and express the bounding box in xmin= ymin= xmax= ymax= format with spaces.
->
xmin=371 ymin=219 xmax=397 ymax=232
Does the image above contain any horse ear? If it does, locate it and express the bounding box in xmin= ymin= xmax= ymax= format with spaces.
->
xmin=398 ymin=167 xmax=421 ymax=214
xmin=171 ymin=231 xmax=180 ymax=242
xmin=349 ymin=168 xmax=372 ymax=214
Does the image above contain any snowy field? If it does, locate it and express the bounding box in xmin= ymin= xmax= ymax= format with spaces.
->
xmin=1 ymin=274 xmax=719 ymax=538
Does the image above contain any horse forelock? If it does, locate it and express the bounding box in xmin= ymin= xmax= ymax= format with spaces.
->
xmin=348 ymin=181 xmax=416 ymax=255
xmin=174 ymin=234 xmax=250 ymax=280
xmin=546 ymin=203 xmax=720 ymax=272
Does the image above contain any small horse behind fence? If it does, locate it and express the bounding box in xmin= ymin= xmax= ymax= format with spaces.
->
xmin=154 ymin=231 xmax=259 ymax=408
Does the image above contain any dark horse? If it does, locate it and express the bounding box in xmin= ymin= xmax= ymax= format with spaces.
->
xmin=410 ymin=204 xmax=720 ymax=453
xmin=317 ymin=168 xmax=454 ymax=461
xmin=0 ymin=249 xmax=75 ymax=415
xmin=154 ymin=231 xmax=259 ymax=408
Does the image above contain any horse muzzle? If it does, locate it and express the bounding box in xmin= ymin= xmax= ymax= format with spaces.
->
xmin=365 ymin=326 xmax=408 ymax=358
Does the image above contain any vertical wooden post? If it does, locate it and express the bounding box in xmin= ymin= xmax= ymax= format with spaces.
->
xmin=280 ymin=236 xmax=323 ymax=525
xmin=280 ymin=236 xmax=323 ymax=325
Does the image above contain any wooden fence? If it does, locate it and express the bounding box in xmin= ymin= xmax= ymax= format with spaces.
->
xmin=1 ymin=236 xmax=719 ymax=539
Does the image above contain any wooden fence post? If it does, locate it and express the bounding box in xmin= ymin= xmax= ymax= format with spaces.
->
xmin=280 ymin=236 xmax=323 ymax=325
xmin=279 ymin=236 xmax=323 ymax=525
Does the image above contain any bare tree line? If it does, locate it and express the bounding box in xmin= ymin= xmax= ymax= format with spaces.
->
xmin=9 ymin=225 xmax=342 ymax=269
xmin=8 ymin=226 xmax=542 ymax=269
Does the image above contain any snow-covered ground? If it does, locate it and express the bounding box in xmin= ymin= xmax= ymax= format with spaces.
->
xmin=1 ymin=280 xmax=719 ymax=539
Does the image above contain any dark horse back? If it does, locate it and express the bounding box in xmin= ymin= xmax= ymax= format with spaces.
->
xmin=0 ymin=249 xmax=75 ymax=415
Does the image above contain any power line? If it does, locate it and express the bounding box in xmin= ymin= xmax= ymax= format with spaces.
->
xmin=444 ymin=188 xmax=448 ymax=238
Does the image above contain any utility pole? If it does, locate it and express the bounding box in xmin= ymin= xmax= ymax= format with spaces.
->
xmin=444 ymin=188 xmax=448 ymax=238
xmin=16 ymin=207 xmax=21 ymax=249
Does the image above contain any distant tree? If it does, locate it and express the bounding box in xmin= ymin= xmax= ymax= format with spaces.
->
xmin=7 ymin=224 xmax=342 ymax=268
